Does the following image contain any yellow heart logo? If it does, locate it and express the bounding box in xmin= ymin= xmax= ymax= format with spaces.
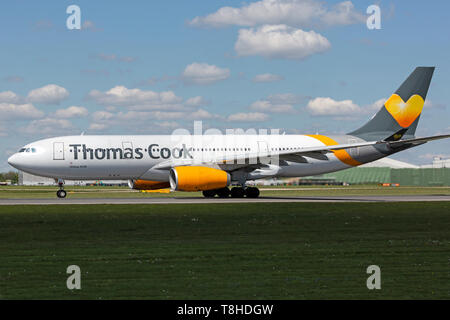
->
xmin=384 ymin=94 xmax=424 ymax=128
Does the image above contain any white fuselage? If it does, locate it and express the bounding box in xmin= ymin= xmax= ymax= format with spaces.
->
xmin=7 ymin=134 xmax=380 ymax=182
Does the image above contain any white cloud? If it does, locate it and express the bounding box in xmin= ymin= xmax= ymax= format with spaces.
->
xmin=0 ymin=91 xmax=23 ymax=104
xmin=155 ymin=121 xmax=180 ymax=129
xmin=235 ymin=24 xmax=331 ymax=60
xmin=306 ymin=97 xmax=360 ymax=116
xmin=250 ymin=100 xmax=295 ymax=113
xmin=189 ymin=0 xmax=364 ymax=28
xmin=185 ymin=96 xmax=210 ymax=107
xmin=87 ymin=86 xmax=184 ymax=110
xmin=89 ymin=106 xmax=220 ymax=132
xmin=248 ymin=93 xmax=303 ymax=114
xmin=0 ymin=103 xmax=44 ymax=119
xmin=422 ymin=100 xmax=445 ymax=109
xmin=89 ymin=123 xmax=107 ymax=131
xmin=54 ymin=106 xmax=89 ymax=119
xmin=182 ymin=63 xmax=230 ymax=85
xmin=227 ymin=112 xmax=269 ymax=122
xmin=362 ymin=98 xmax=387 ymax=117
xmin=22 ymin=118 xmax=75 ymax=135
xmin=95 ymin=111 xmax=186 ymax=123
xmin=27 ymin=84 xmax=69 ymax=105
xmin=119 ymin=111 xmax=185 ymax=121
xmin=305 ymin=96 xmax=407 ymax=118
xmin=252 ymin=73 xmax=284 ymax=83
xmin=188 ymin=109 xmax=217 ymax=120
xmin=320 ymin=1 xmax=365 ymax=27
xmin=92 ymin=111 xmax=115 ymax=122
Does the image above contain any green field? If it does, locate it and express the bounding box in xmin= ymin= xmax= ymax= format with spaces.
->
xmin=1 ymin=185 xmax=450 ymax=199
xmin=1 ymin=202 xmax=449 ymax=299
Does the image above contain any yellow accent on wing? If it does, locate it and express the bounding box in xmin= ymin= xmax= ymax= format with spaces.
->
xmin=306 ymin=135 xmax=362 ymax=167
xmin=384 ymin=94 xmax=424 ymax=128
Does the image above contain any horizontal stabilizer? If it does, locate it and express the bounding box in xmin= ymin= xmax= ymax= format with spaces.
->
xmin=387 ymin=134 xmax=450 ymax=147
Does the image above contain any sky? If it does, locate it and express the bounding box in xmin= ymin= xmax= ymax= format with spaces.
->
xmin=1 ymin=0 xmax=449 ymax=171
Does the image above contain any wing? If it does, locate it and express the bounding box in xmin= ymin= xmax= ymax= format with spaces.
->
xmin=151 ymin=134 xmax=450 ymax=171
xmin=151 ymin=140 xmax=379 ymax=170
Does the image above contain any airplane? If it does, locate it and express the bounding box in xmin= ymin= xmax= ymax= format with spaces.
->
xmin=7 ymin=67 xmax=450 ymax=199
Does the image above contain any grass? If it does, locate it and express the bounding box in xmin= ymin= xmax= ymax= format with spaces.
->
xmin=0 ymin=202 xmax=449 ymax=299
xmin=0 ymin=185 xmax=449 ymax=199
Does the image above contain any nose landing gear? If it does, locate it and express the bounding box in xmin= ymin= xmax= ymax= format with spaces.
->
xmin=56 ymin=190 xmax=67 ymax=198
xmin=56 ymin=179 xmax=67 ymax=198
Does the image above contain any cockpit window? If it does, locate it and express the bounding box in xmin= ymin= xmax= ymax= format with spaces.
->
xmin=19 ymin=147 xmax=37 ymax=153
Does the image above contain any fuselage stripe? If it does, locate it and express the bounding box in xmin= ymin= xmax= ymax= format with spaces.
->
xmin=306 ymin=135 xmax=362 ymax=167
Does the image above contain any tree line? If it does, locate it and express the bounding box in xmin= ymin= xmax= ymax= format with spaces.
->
xmin=0 ymin=171 xmax=19 ymax=184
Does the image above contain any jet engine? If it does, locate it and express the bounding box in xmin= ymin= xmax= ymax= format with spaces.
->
xmin=128 ymin=179 xmax=171 ymax=190
xmin=169 ymin=166 xmax=231 ymax=191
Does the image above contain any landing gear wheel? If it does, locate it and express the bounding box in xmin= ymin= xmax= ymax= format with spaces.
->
xmin=230 ymin=187 xmax=245 ymax=198
xmin=216 ymin=187 xmax=231 ymax=198
xmin=245 ymin=187 xmax=260 ymax=198
xmin=202 ymin=190 xmax=217 ymax=198
xmin=56 ymin=190 xmax=67 ymax=199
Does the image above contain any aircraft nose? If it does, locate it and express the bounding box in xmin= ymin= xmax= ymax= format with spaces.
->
xmin=7 ymin=154 xmax=20 ymax=169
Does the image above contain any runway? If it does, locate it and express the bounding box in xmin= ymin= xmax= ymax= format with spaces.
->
xmin=0 ymin=195 xmax=449 ymax=205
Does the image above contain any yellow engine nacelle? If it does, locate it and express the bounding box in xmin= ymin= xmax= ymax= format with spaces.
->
xmin=128 ymin=179 xmax=171 ymax=190
xmin=169 ymin=166 xmax=231 ymax=191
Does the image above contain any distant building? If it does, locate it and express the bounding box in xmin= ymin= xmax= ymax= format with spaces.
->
xmin=304 ymin=157 xmax=450 ymax=186
xmin=359 ymin=157 xmax=419 ymax=169
xmin=19 ymin=172 xmax=55 ymax=186
xmin=18 ymin=171 xmax=127 ymax=186
xmin=420 ymin=157 xmax=450 ymax=169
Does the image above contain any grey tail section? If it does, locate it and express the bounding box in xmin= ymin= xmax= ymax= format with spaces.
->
xmin=348 ymin=67 xmax=435 ymax=141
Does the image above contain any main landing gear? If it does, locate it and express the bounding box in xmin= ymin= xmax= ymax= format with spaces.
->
xmin=202 ymin=186 xmax=260 ymax=198
xmin=56 ymin=179 xmax=67 ymax=199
